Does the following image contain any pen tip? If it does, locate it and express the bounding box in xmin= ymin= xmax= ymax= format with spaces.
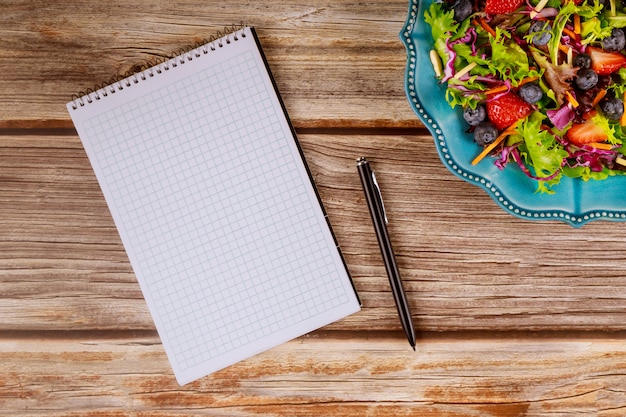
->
xmin=412 ymin=345 xmax=416 ymax=351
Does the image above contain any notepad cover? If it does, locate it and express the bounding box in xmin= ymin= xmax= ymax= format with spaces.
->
xmin=66 ymin=27 xmax=360 ymax=385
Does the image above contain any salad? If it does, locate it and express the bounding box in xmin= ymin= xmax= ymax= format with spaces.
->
xmin=425 ymin=0 xmax=626 ymax=193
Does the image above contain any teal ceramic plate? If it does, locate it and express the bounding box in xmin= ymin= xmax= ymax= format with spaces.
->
xmin=400 ymin=0 xmax=626 ymax=227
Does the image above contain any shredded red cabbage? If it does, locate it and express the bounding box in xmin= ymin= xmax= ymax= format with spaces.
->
xmin=510 ymin=148 xmax=562 ymax=181
xmin=546 ymin=104 xmax=575 ymax=130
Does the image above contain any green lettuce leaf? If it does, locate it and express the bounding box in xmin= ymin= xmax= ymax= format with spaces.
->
xmin=424 ymin=3 xmax=457 ymax=66
xmin=551 ymin=2 xmax=605 ymax=60
xmin=591 ymin=113 xmax=620 ymax=145
xmin=518 ymin=112 xmax=568 ymax=192
xmin=491 ymin=28 xmax=529 ymax=81
xmin=582 ymin=17 xmax=614 ymax=44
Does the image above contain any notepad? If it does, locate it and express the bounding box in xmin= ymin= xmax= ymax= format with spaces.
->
xmin=66 ymin=26 xmax=360 ymax=385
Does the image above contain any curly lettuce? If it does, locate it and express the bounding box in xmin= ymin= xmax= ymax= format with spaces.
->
xmin=517 ymin=112 xmax=568 ymax=193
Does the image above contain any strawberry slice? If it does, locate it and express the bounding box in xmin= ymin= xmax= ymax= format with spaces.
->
xmin=587 ymin=46 xmax=626 ymax=76
xmin=565 ymin=119 xmax=608 ymax=146
xmin=484 ymin=0 xmax=524 ymax=14
xmin=486 ymin=93 xmax=533 ymax=130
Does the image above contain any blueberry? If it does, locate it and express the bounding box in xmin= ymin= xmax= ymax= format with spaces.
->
xmin=602 ymin=28 xmax=626 ymax=52
xmin=474 ymin=121 xmax=498 ymax=146
xmin=463 ymin=105 xmax=486 ymax=126
xmin=452 ymin=0 xmax=472 ymax=22
xmin=575 ymin=68 xmax=599 ymax=90
xmin=529 ymin=20 xmax=552 ymax=46
xmin=519 ymin=83 xmax=543 ymax=104
xmin=573 ymin=53 xmax=591 ymax=69
xmin=601 ymin=97 xmax=624 ymax=121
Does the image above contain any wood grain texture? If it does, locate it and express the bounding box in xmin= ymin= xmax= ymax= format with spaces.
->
xmin=2 ymin=133 xmax=626 ymax=332
xmin=0 ymin=0 xmax=417 ymax=129
xmin=3 ymin=1 xmax=626 ymax=414
xmin=2 ymin=334 xmax=626 ymax=416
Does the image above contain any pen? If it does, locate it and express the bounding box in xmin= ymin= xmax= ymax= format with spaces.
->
xmin=356 ymin=157 xmax=417 ymax=350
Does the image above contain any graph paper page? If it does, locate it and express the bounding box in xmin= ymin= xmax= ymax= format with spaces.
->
xmin=66 ymin=27 xmax=360 ymax=385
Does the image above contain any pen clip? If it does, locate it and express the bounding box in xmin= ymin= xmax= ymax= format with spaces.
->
xmin=371 ymin=171 xmax=388 ymax=225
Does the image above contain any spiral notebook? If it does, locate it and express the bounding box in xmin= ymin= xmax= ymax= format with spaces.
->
xmin=66 ymin=26 xmax=360 ymax=385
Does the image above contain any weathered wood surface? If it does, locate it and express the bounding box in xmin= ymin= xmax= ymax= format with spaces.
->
xmin=2 ymin=334 xmax=626 ymax=416
xmin=3 ymin=0 xmax=626 ymax=415
xmin=3 ymin=133 xmax=626 ymax=333
xmin=0 ymin=0 xmax=417 ymax=129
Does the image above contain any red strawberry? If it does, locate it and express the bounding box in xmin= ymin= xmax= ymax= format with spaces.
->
xmin=484 ymin=0 xmax=524 ymax=14
xmin=486 ymin=93 xmax=533 ymax=130
xmin=587 ymin=46 xmax=626 ymax=76
xmin=565 ymin=119 xmax=608 ymax=146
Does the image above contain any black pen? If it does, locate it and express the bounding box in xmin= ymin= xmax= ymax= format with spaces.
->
xmin=356 ymin=157 xmax=417 ymax=350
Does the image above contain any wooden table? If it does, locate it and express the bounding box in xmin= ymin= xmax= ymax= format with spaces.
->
xmin=2 ymin=1 xmax=626 ymax=415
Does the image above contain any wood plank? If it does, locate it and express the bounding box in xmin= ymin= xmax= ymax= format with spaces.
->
xmin=1 ymin=333 xmax=625 ymax=416
xmin=2 ymin=133 xmax=626 ymax=332
xmin=0 ymin=0 xmax=418 ymax=129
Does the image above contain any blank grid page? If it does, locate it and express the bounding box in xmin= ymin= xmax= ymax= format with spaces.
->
xmin=67 ymin=27 xmax=360 ymax=385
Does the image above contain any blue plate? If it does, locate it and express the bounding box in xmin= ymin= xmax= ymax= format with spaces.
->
xmin=400 ymin=0 xmax=626 ymax=227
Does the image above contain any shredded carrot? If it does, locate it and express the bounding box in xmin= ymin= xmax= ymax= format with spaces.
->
xmin=518 ymin=76 xmax=538 ymax=87
xmin=574 ymin=14 xmax=581 ymax=34
xmin=485 ymin=76 xmax=540 ymax=95
xmin=591 ymin=89 xmax=607 ymax=107
xmin=588 ymin=142 xmax=614 ymax=150
xmin=478 ymin=17 xmax=496 ymax=37
xmin=484 ymin=85 xmax=509 ymax=96
xmin=563 ymin=27 xmax=578 ymax=40
xmin=558 ymin=44 xmax=571 ymax=56
xmin=471 ymin=126 xmax=517 ymax=166
xmin=621 ymin=91 xmax=626 ymax=126
xmin=565 ymin=91 xmax=579 ymax=108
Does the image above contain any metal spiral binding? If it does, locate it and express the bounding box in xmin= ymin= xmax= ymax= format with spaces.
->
xmin=70 ymin=23 xmax=246 ymax=110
